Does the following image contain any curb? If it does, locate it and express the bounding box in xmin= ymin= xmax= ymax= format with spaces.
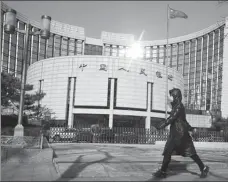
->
xmin=53 ymin=158 xmax=61 ymax=175
xmin=47 ymin=139 xmax=61 ymax=176
xmin=50 ymin=142 xmax=157 ymax=148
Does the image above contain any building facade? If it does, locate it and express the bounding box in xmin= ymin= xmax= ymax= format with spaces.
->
xmin=26 ymin=56 xmax=185 ymax=128
xmin=1 ymin=2 xmax=228 ymax=124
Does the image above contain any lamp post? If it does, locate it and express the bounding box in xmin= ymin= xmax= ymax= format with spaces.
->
xmin=4 ymin=8 xmax=52 ymax=136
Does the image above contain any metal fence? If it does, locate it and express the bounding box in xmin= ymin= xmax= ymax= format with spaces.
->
xmin=47 ymin=126 xmax=228 ymax=144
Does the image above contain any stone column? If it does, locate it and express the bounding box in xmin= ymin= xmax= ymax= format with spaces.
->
xmin=109 ymin=79 xmax=115 ymax=129
xmin=146 ymin=83 xmax=152 ymax=129
xmin=145 ymin=83 xmax=152 ymax=143
xmin=68 ymin=77 xmax=75 ymax=128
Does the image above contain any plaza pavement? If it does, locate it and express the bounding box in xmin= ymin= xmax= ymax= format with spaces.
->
xmin=1 ymin=146 xmax=58 ymax=181
xmin=52 ymin=143 xmax=228 ymax=181
xmin=1 ymin=143 xmax=228 ymax=181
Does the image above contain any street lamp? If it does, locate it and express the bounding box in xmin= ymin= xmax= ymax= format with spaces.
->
xmin=4 ymin=8 xmax=52 ymax=136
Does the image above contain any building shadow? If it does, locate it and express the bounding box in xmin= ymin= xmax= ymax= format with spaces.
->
xmin=146 ymin=159 xmax=199 ymax=181
xmin=55 ymin=150 xmax=114 ymax=181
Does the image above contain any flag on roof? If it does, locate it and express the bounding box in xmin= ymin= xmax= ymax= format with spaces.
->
xmin=169 ymin=7 xmax=188 ymax=19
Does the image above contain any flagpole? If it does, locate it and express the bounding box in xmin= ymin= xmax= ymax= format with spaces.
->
xmin=165 ymin=4 xmax=169 ymax=119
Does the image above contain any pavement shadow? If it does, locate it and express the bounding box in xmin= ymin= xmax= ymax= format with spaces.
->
xmin=55 ymin=150 xmax=114 ymax=181
xmin=146 ymin=159 xmax=199 ymax=181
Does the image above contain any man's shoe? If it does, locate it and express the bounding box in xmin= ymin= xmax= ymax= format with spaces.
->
xmin=153 ymin=169 xmax=167 ymax=178
xmin=200 ymin=166 xmax=209 ymax=178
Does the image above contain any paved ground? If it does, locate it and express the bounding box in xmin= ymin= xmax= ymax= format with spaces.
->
xmin=1 ymin=147 xmax=58 ymax=181
xmin=2 ymin=143 xmax=228 ymax=181
xmin=2 ymin=161 xmax=58 ymax=181
xmin=51 ymin=143 xmax=228 ymax=181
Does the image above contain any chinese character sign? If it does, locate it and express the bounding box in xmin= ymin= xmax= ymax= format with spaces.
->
xmin=139 ymin=68 xmax=147 ymax=76
xmin=156 ymin=71 xmax=162 ymax=78
xmin=99 ymin=64 xmax=107 ymax=71
xmin=168 ymin=75 xmax=173 ymax=81
xmin=118 ymin=67 xmax=129 ymax=72
xmin=79 ymin=64 xmax=87 ymax=71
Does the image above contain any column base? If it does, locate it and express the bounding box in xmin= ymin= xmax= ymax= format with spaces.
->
xmin=14 ymin=124 xmax=24 ymax=136
xmin=13 ymin=124 xmax=26 ymax=147
xmin=145 ymin=115 xmax=150 ymax=129
xmin=109 ymin=114 xmax=113 ymax=129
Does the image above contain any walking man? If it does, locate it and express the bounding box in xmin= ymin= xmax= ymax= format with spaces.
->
xmin=153 ymin=88 xmax=209 ymax=178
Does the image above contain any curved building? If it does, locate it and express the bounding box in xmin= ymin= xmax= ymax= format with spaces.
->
xmin=1 ymin=2 xmax=228 ymax=127
xmin=26 ymin=56 xmax=183 ymax=128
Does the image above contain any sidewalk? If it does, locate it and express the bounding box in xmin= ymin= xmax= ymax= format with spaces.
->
xmin=1 ymin=138 xmax=59 ymax=181
xmin=2 ymin=142 xmax=228 ymax=181
xmin=1 ymin=161 xmax=58 ymax=181
xmin=52 ymin=143 xmax=228 ymax=181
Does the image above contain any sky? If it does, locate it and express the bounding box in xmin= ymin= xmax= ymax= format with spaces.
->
xmin=3 ymin=1 xmax=228 ymax=41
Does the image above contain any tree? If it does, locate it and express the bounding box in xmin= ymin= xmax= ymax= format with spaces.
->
xmin=1 ymin=72 xmax=54 ymax=121
xmin=210 ymin=114 xmax=228 ymax=131
xmin=1 ymin=72 xmax=33 ymax=107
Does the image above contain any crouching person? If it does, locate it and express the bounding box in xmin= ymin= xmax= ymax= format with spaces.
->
xmin=153 ymin=88 xmax=209 ymax=178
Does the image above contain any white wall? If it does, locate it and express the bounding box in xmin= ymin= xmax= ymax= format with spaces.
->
xmin=75 ymin=70 xmax=108 ymax=107
xmin=27 ymin=56 xmax=184 ymax=121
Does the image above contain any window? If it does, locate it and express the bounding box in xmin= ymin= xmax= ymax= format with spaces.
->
xmin=219 ymin=26 xmax=224 ymax=60
xmin=1 ymin=10 xmax=4 ymax=47
xmin=207 ymin=33 xmax=213 ymax=72
xmin=69 ymin=39 xmax=75 ymax=56
xmin=47 ymin=34 xmax=54 ymax=58
xmin=39 ymin=36 xmax=46 ymax=60
xmin=9 ymin=41 xmax=16 ymax=72
xmin=2 ymin=54 xmax=8 ymax=71
xmin=214 ymin=32 xmax=219 ymax=63
xmin=152 ymin=47 xmax=158 ymax=58
xmin=76 ymin=40 xmax=83 ymax=55
xmin=104 ymin=45 xmax=111 ymax=56
xmin=158 ymin=46 xmax=164 ymax=65
xmin=164 ymin=45 xmax=171 ymax=66
xmin=3 ymin=32 xmax=10 ymax=55
xmin=118 ymin=46 xmax=126 ymax=57
xmin=31 ymin=27 xmax=39 ymax=64
xmin=111 ymin=45 xmax=117 ymax=56
xmin=17 ymin=59 xmax=22 ymax=75
xmin=177 ymin=43 xmax=184 ymax=72
xmin=27 ymin=32 xmax=32 ymax=65
xmin=183 ymin=42 xmax=190 ymax=75
xmin=190 ymin=40 xmax=196 ymax=75
xmin=84 ymin=44 xmax=102 ymax=55
xmin=172 ymin=44 xmax=177 ymax=69
xmin=61 ymin=37 xmax=68 ymax=56
xmin=196 ymin=37 xmax=202 ymax=73
xmin=54 ymin=35 xmax=61 ymax=57
xmin=145 ymin=46 xmax=151 ymax=59
xmin=202 ymin=35 xmax=208 ymax=72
